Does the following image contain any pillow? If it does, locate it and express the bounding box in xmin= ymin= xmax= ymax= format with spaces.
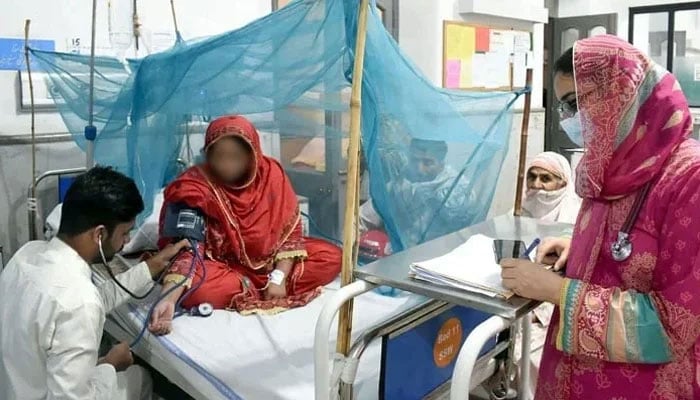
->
xmin=44 ymin=190 xmax=165 ymax=254
xmin=121 ymin=191 xmax=164 ymax=254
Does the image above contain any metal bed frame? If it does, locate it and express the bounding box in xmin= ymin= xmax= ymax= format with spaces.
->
xmin=314 ymin=215 xmax=572 ymax=400
xmin=315 ymin=280 xmax=522 ymax=400
xmin=337 ymin=298 xmax=501 ymax=399
xmin=27 ymin=167 xmax=87 ymax=241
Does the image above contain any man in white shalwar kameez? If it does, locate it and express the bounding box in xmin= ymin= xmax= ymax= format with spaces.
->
xmin=0 ymin=167 xmax=187 ymax=400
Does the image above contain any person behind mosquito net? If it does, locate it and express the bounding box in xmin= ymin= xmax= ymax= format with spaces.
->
xmin=359 ymin=137 xmax=477 ymax=248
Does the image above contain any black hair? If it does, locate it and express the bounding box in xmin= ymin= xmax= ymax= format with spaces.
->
xmin=410 ymin=138 xmax=448 ymax=161
xmin=554 ymin=47 xmax=574 ymax=75
xmin=58 ymin=166 xmax=144 ymax=237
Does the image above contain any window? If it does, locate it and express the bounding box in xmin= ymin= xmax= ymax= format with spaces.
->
xmin=630 ymin=2 xmax=700 ymax=106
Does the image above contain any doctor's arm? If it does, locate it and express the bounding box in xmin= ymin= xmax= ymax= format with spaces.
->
xmin=555 ymin=173 xmax=700 ymax=364
xmin=97 ymin=262 xmax=152 ymax=312
xmin=97 ymin=240 xmax=190 ymax=312
xmin=46 ymin=304 xmax=117 ymax=400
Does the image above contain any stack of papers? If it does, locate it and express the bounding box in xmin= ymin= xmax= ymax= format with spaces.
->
xmin=408 ymin=234 xmax=513 ymax=298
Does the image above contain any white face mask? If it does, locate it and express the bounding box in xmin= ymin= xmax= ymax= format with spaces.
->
xmin=560 ymin=113 xmax=583 ymax=147
xmin=523 ymin=187 xmax=568 ymax=220
xmin=526 ymin=187 xmax=567 ymax=201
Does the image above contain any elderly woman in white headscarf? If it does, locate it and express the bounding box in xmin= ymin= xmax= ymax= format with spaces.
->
xmin=521 ymin=151 xmax=581 ymax=224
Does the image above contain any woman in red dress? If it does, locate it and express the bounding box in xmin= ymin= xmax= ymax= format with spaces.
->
xmin=149 ymin=115 xmax=341 ymax=334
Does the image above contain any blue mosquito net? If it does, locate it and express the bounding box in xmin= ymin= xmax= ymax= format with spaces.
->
xmin=31 ymin=0 xmax=519 ymax=253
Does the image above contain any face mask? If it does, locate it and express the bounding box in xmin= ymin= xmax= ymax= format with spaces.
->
xmin=560 ymin=114 xmax=583 ymax=147
xmin=525 ymin=188 xmax=567 ymax=201
xmin=523 ymin=187 xmax=568 ymax=219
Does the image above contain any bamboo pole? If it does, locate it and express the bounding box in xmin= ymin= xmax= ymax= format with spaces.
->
xmin=513 ymin=68 xmax=534 ymax=216
xmin=336 ymin=0 xmax=370 ymax=356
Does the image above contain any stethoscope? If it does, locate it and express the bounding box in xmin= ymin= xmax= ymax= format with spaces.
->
xmin=97 ymin=235 xmax=213 ymax=317
xmin=610 ymin=182 xmax=652 ymax=262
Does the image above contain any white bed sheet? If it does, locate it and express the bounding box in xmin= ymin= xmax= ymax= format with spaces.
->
xmin=105 ymin=279 xmax=426 ymax=400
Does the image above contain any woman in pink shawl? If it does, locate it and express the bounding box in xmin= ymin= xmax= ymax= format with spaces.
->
xmin=500 ymin=35 xmax=700 ymax=399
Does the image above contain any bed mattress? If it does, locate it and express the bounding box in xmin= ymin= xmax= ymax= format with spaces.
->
xmin=105 ymin=279 xmax=426 ymax=400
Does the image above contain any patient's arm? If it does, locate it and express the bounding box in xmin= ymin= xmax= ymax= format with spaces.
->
xmin=148 ymin=282 xmax=185 ymax=336
xmin=148 ymin=246 xmax=196 ymax=336
xmin=275 ymin=221 xmax=307 ymax=261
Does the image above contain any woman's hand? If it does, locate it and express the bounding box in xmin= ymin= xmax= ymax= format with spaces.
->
xmin=265 ymin=283 xmax=287 ymax=300
xmin=265 ymin=259 xmax=293 ymax=300
xmin=500 ymin=258 xmax=565 ymax=304
xmin=536 ymin=237 xmax=571 ymax=271
xmin=148 ymin=299 xmax=176 ymax=336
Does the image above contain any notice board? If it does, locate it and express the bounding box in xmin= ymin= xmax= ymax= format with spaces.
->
xmin=442 ymin=21 xmax=532 ymax=90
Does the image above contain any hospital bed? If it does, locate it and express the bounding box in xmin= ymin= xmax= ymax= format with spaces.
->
xmin=100 ymin=256 xmax=499 ymax=400
xmin=99 ymin=254 xmax=429 ymax=400
xmin=32 ymin=172 xmax=501 ymax=400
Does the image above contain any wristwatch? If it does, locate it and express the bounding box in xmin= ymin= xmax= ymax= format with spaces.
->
xmin=268 ymin=269 xmax=286 ymax=286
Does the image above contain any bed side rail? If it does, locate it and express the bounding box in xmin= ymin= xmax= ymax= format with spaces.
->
xmin=27 ymin=167 xmax=87 ymax=241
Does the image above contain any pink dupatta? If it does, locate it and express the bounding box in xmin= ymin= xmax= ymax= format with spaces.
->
xmin=536 ymin=35 xmax=700 ymax=399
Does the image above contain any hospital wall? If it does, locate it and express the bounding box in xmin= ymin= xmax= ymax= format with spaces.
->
xmin=399 ymin=0 xmax=546 ymax=110
xmin=398 ymin=0 xmax=547 ymax=217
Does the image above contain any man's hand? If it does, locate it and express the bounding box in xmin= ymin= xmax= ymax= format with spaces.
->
xmin=500 ymin=258 xmax=564 ymax=304
xmin=99 ymin=342 xmax=133 ymax=372
xmin=148 ymin=299 xmax=176 ymax=336
xmin=535 ymin=237 xmax=571 ymax=271
xmin=145 ymin=239 xmax=190 ymax=278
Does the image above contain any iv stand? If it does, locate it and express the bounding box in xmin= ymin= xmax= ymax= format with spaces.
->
xmin=84 ymin=0 xmax=98 ymax=169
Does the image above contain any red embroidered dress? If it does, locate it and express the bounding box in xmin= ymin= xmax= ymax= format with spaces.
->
xmin=159 ymin=116 xmax=341 ymax=315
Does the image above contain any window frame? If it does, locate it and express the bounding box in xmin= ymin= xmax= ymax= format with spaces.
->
xmin=629 ymin=2 xmax=700 ymax=74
